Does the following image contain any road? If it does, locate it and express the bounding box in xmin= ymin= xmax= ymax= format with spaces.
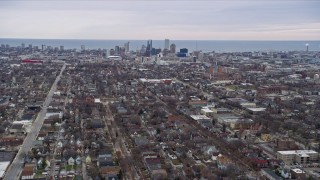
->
xmin=4 ymin=63 xmax=66 ymax=180
xmin=103 ymin=102 xmax=140 ymax=180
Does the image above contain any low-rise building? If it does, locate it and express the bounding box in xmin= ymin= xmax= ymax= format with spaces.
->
xmin=200 ymin=108 xmax=214 ymax=117
xmin=260 ymin=168 xmax=282 ymax=180
xmin=276 ymin=150 xmax=318 ymax=165
xmin=290 ymin=168 xmax=306 ymax=179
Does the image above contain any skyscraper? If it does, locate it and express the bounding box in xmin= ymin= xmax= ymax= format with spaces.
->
xmin=41 ymin=44 xmax=46 ymax=51
xmin=105 ymin=49 xmax=110 ymax=57
xmin=164 ymin=39 xmax=170 ymax=49
xmin=124 ymin=42 xmax=130 ymax=52
xmin=81 ymin=45 xmax=85 ymax=52
xmin=115 ymin=46 xmax=120 ymax=55
xmin=146 ymin=40 xmax=153 ymax=56
xmin=170 ymin=43 xmax=176 ymax=53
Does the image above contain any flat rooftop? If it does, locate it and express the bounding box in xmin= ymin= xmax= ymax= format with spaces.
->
xmin=277 ymin=150 xmax=318 ymax=155
xmin=190 ymin=115 xmax=211 ymax=121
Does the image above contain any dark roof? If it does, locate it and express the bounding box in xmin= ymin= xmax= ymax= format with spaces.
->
xmin=11 ymin=124 xmax=23 ymax=129
xmin=21 ymin=114 xmax=34 ymax=121
xmin=0 ymin=151 xmax=15 ymax=162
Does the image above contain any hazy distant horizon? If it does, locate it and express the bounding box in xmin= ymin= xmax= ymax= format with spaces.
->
xmin=2 ymin=38 xmax=319 ymax=52
xmin=1 ymin=38 xmax=320 ymax=41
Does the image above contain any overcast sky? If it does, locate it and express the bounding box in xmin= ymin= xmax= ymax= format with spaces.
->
xmin=0 ymin=0 xmax=319 ymax=40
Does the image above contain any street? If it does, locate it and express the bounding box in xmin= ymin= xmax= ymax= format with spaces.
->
xmin=4 ymin=63 xmax=66 ymax=180
xmin=103 ymin=102 xmax=140 ymax=180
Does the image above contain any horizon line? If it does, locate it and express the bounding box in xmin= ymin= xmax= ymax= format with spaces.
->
xmin=1 ymin=37 xmax=319 ymax=41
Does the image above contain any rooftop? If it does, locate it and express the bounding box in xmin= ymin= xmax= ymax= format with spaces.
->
xmin=277 ymin=150 xmax=318 ymax=155
xmin=190 ymin=115 xmax=211 ymax=121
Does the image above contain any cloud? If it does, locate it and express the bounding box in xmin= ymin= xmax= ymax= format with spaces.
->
xmin=0 ymin=0 xmax=319 ymax=40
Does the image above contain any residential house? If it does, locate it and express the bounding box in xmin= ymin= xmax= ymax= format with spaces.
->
xmin=261 ymin=134 xmax=273 ymax=142
xmin=9 ymin=124 xmax=24 ymax=134
xmin=68 ymin=157 xmax=75 ymax=166
xmin=99 ymin=166 xmax=120 ymax=179
xmin=217 ymin=154 xmax=232 ymax=169
xmin=21 ymin=163 xmax=35 ymax=180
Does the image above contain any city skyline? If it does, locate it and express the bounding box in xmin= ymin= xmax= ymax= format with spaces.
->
xmin=0 ymin=1 xmax=319 ymax=40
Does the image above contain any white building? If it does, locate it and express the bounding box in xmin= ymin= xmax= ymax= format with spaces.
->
xmin=276 ymin=150 xmax=318 ymax=165
xmin=201 ymin=108 xmax=214 ymax=117
xmin=164 ymin=39 xmax=170 ymax=49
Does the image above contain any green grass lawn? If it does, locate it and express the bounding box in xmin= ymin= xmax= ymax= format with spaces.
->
xmin=65 ymin=164 xmax=77 ymax=171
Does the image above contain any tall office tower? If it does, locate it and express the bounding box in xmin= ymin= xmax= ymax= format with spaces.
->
xmin=110 ymin=49 xmax=115 ymax=55
xmin=41 ymin=44 xmax=46 ymax=51
xmin=306 ymin=43 xmax=309 ymax=52
xmin=28 ymin=44 xmax=32 ymax=50
xmin=81 ymin=45 xmax=85 ymax=52
xmin=164 ymin=39 xmax=170 ymax=49
xmin=60 ymin=46 xmax=64 ymax=51
xmin=146 ymin=40 xmax=153 ymax=56
xmin=21 ymin=43 xmax=25 ymax=49
xmin=124 ymin=42 xmax=130 ymax=52
xmin=115 ymin=46 xmax=120 ymax=55
xmin=149 ymin=40 xmax=153 ymax=49
xmin=170 ymin=43 xmax=176 ymax=53
xmin=105 ymin=49 xmax=110 ymax=57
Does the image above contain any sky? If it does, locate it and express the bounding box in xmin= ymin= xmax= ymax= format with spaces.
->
xmin=0 ymin=0 xmax=319 ymax=40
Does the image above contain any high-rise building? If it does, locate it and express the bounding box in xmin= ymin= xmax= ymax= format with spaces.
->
xmin=165 ymin=39 xmax=170 ymax=49
xmin=115 ymin=46 xmax=120 ymax=55
xmin=105 ymin=49 xmax=110 ymax=57
xmin=21 ymin=43 xmax=25 ymax=49
xmin=41 ymin=44 xmax=46 ymax=51
xmin=120 ymin=47 xmax=125 ymax=54
xmin=81 ymin=45 xmax=85 ymax=52
xmin=146 ymin=40 xmax=153 ymax=56
xmin=124 ymin=42 xmax=130 ymax=52
xmin=60 ymin=46 xmax=64 ymax=51
xmin=177 ymin=48 xmax=188 ymax=57
xmin=170 ymin=43 xmax=176 ymax=53
xmin=180 ymin=48 xmax=188 ymax=54
xmin=110 ymin=49 xmax=115 ymax=55
xmin=28 ymin=44 xmax=32 ymax=50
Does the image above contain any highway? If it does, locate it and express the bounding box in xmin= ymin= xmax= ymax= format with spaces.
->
xmin=4 ymin=63 xmax=66 ymax=180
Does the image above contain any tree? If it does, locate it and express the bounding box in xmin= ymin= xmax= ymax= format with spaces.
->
xmin=117 ymin=169 xmax=123 ymax=179
xmin=222 ymin=124 xmax=226 ymax=133
xmin=42 ymin=158 xmax=47 ymax=169
xmin=156 ymin=128 xmax=161 ymax=134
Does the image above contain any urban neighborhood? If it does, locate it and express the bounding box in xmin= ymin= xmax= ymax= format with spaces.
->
xmin=0 ymin=40 xmax=320 ymax=180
